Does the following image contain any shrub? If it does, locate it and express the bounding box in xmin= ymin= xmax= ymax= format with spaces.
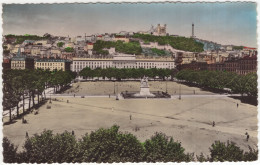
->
xmin=2 ymin=137 xmax=18 ymax=163
xmin=78 ymin=125 xmax=144 ymax=162
xmin=143 ymin=132 xmax=194 ymax=162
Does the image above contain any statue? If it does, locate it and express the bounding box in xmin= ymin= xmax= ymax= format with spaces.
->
xmin=141 ymin=76 xmax=149 ymax=88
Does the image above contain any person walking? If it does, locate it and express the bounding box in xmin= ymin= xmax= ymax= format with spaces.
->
xmin=130 ymin=114 xmax=132 ymax=120
xmin=245 ymin=132 xmax=250 ymax=141
xmin=26 ymin=131 xmax=29 ymax=138
xmin=237 ymin=103 xmax=239 ymax=108
xmin=212 ymin=121 xmax=215 ymax=127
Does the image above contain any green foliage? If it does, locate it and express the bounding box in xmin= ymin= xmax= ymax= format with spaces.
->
xmin=5 ymin=34 xmax=48 ymax=44
xmin=65 ymin=47 xmax=74 ymax=52
xmin=209 ymin=141 xmax=244 ymax=162
xmin=79 ymin=67 xmax=174 ymax=80
xmin=3 ymin=128 xmax=258 ymax=163
xmin=2 ymin=69 xmax=76 ymax=121
xmin=175 ymin=70 xmax=257 ymax=97
xmin=2 ymin=137 xmax=18 ymax=163
xmin=57 ymin=42 xmax=65 ymax=47
xmin=151 ymin=48 xmax=167 ymax=56
xmin=21 ymin=130 xmax=79 ymax=163
xmin=133 ymin=33 xmax=204 ymax=52
xmin=243 ymin=146 xmax=258 ymax=161
xmin=143 ymin=132 xmax=193 ymax=162
xmin=233 ymin=46 xmax=244 ymax=50
xmin=78 ymin=125 xmax=144 ymax=162
xmin=196 ymin=153 xmax=210 ymax=162
xmin=93 ymin=40 xmax=142 ymax=55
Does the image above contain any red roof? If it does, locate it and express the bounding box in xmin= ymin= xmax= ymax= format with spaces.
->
xmin=243 ymin=47 xmax=257 ymax=50
xmin=87 ymin=43 xmax=93 ymax=45
xmin=97 ymin=35 xmax=102 ymax=37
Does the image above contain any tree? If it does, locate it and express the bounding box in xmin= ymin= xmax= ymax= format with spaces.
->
xmin=3 ymin=137 xmax=18 ymax=163
xmin=65 ymin=47 xmax=74 ymax=52
xmin=78 ymin=125 xmax=144 ymax=162
xmin=57 ymin=42 xmax=64 ymax=47
xmin=209 ymin=141 xmax=244 ymax=162
xmin=143 ymin=132 xmax=194 ymax=162
xmin=21 ymin=130 xmax=79 ymax=163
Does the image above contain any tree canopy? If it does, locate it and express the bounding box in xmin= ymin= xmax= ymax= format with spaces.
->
xmin=3 ymin=126 xmax=258 ymax=163
xmin=175 ymin=70 xmax=257 ymax=97
xmin=57 ymin=42 xmax=65 ymax=47
xmin=5 ymin=34 xmax=49 ymax=44
xmin=64 ymin=47 xmax=74 ymax=52
xmin=79 ymin=67 xmax=174 ymax=81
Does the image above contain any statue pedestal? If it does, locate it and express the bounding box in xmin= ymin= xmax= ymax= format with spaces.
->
xmin=140 ymin=87 xmax=151 ymax=96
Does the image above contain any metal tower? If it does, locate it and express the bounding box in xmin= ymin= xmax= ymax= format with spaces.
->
xmin=192 ymin=23 xmax=195 ymax=38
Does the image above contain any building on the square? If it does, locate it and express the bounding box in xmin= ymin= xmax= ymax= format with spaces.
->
xmin=34 ymin=59 xmax=71 ymax=71
xmin=179 ymin=52 xmax=257 ymax=75
xmin=237 ymin=54 xmax=257 ymax=75
xmin=72 ymin=53 xmax=175 ymax=72
xmin=11 ymin=48 xmax=34 ymax=70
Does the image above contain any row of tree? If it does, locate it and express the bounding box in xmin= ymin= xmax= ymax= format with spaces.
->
xmin=2 ymin=69 xmax=76 ymax=122
xmin=79 ymin=67 xmax=176 ymax=81
xmin=5 ymin=34 xmax=49 ymax=44
xmin=175 ymin=70 xmax=257 ymax=97
xmin=93 ymin=40 xmax=142 ymax=55
xmin=3 ymin=125 xmax=257 ymax=163
xmin=132 ymin=34 xmax=204 ymax=52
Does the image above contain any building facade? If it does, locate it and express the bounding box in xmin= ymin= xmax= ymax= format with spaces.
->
xmin=11 ymin=48 xmax=34 ymax=70
xmin=11 ymin=57 xmax=34 ymax=70
xmin=72 ymin=54 xmax=175 ymax=72
xmin=179 ymin=54 xmax=257 ymax=75
xmin=34 ymin=59 xmax=71 ymax=71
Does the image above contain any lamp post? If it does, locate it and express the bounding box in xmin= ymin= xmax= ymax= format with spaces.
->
xmin=114 ymin=81 xmax=115 ymax=95
xmin=49 ymin=88 xmax=52 ymax=103
xmin=166 ymin=78 xmax=168 ymax=93
xmin=116 ymin=84 xmax=119 ymax=100
xmin=179 ymin=85 xmax=181 ymax=100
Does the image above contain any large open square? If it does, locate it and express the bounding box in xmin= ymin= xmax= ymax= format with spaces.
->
xmin=3 ymin=81 xmax=258 ymax=155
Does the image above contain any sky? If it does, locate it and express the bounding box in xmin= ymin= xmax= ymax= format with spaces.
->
xmin=2 ymin=2 xmax=257 ymax=47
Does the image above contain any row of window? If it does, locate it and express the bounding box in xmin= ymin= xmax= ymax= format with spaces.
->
xmin=36 ymin=66 xmax=64 ymax=70
xmin=74 ymin=64 xmax=174 ymax=72
xmin=74 ymin=61 xmax=174 ymax=66
xmin=36 ymin=63 xmax=64 ymax=66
